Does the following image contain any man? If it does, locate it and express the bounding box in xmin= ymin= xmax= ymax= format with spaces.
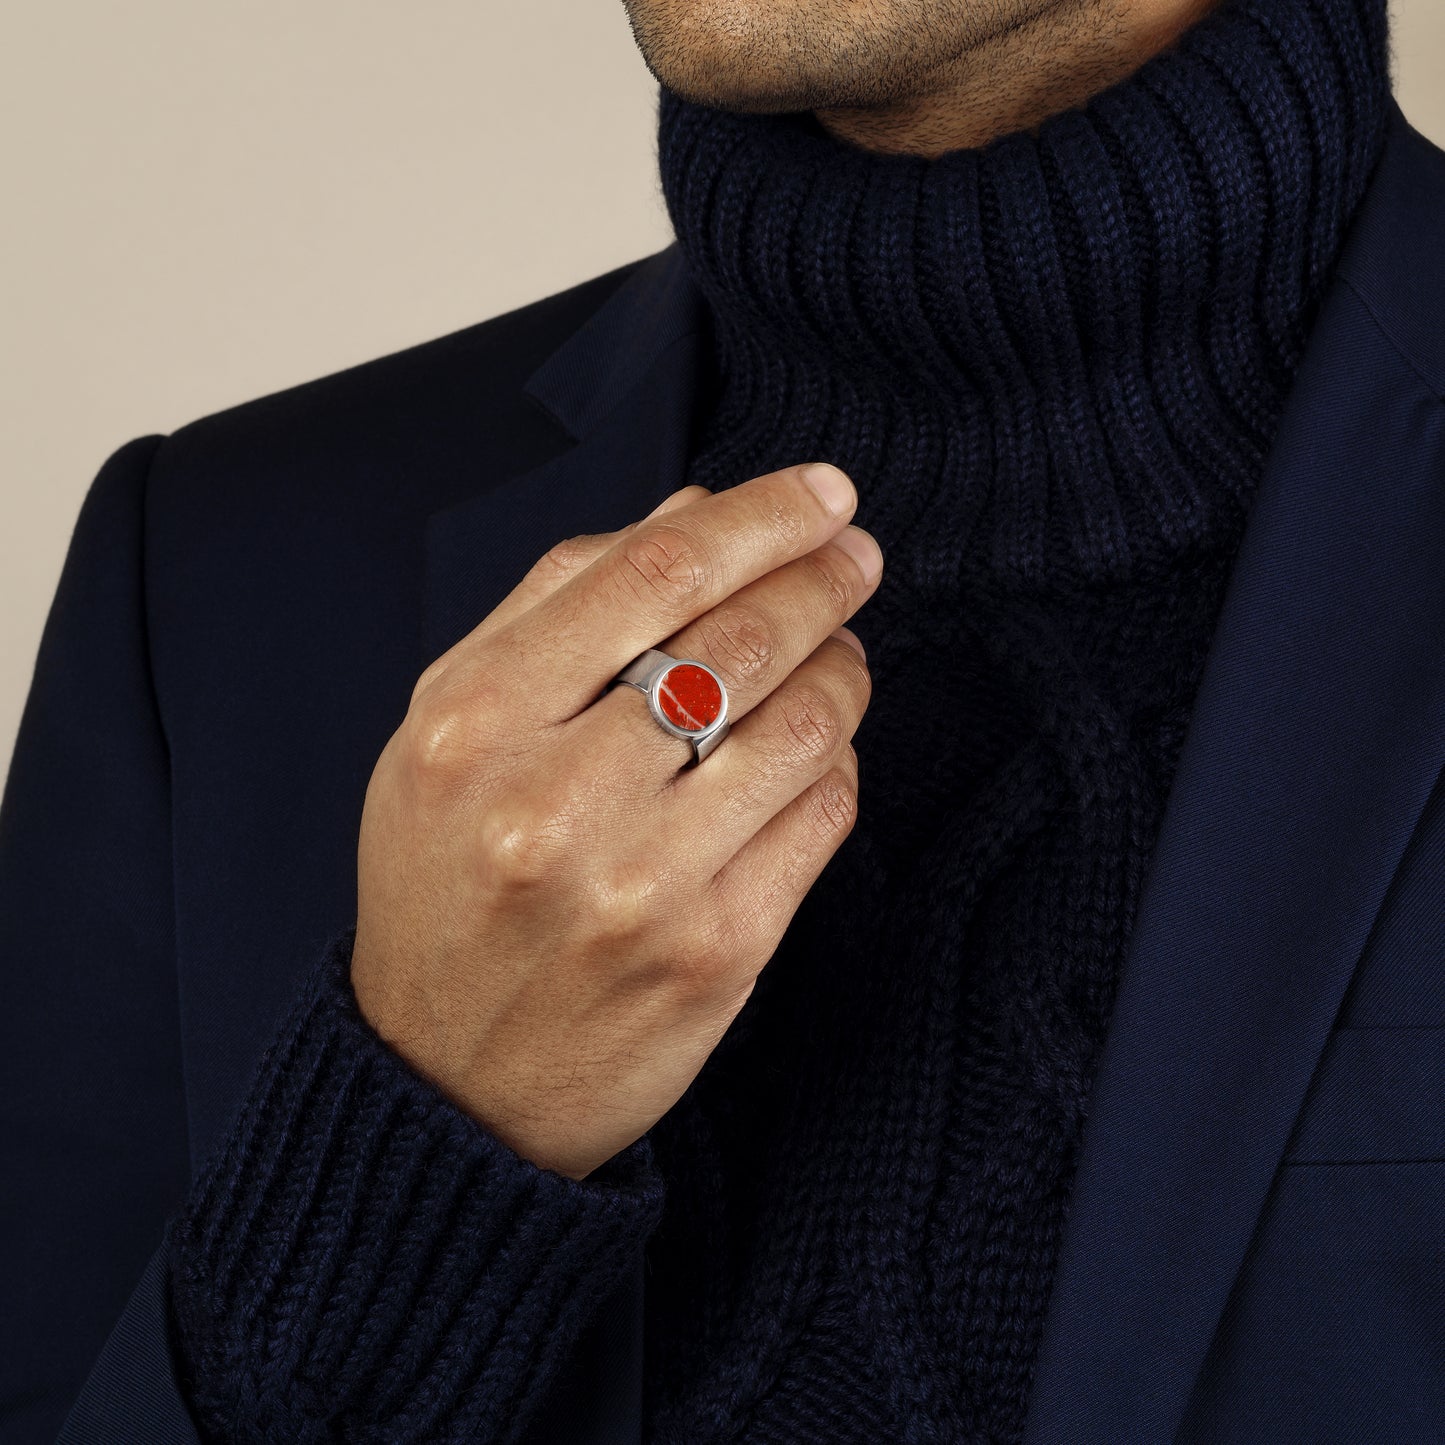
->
xmin=2 ymin=0 xmax=1442 ymax=1438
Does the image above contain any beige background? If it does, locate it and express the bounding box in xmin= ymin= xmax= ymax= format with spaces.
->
xmin=2 ymin=3 xmax=1443 ymax=776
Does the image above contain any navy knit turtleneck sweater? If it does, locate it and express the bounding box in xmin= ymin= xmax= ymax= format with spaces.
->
xmin=166 ymin=2 xmax=1391 ymax=1442
xmin=642 ymin=1 xmax=1389 ymax=1437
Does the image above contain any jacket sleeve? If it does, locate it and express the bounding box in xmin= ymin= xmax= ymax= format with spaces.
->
xmin=0 ymin=436 xmax=193 ymax=1442
xmin=1 ymin=437 xmax=667 ymax=1445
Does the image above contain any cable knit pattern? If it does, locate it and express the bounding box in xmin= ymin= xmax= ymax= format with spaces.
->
xmin=167 ymin=933 xmax=665 ymax=1444
xmin=642 ymin=1 xmax=1391 ymax=1440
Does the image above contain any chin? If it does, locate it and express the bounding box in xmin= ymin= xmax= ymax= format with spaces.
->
xmin=620 ymin=0 xmax=904 ymax=114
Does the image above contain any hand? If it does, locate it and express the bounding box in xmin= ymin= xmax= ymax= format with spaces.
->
xmin=350 ymin=463 xmax=881 ymax=1179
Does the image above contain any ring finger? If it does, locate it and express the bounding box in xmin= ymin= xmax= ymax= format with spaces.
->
xmin=587 ymin=522 xmax=883 ymax=776
xmin=664 ymin=631 xmax=873 ymax=878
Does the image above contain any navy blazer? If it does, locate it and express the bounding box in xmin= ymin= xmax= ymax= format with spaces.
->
xmin=4 ymin=99 xmax=1445 ymax=1444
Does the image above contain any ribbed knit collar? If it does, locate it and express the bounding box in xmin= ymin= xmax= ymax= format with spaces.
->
xmin=657 ymin=0 xmax=1391 ymax=591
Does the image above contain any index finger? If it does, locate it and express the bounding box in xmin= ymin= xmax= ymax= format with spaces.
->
xmin=468 ymin=485 xmax=711 ymax=641
xmin=508 ymin=462 xmax=858 ymax=717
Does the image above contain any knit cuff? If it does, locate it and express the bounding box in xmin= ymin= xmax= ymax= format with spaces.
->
xmin=166 ymin=931 xmax=666 ymax=1445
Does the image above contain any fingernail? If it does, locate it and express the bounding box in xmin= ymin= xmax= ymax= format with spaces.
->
xmin=801 ymin=463 xmax=855 ymax=518
xmin=832 ymin=625 xmax=866 ymax=659
xmin=831 ymin=525 xmax=884 ymax=585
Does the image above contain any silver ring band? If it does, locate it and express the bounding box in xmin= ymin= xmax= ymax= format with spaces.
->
xmin=612 ymin=648 xmax=731 ymax=765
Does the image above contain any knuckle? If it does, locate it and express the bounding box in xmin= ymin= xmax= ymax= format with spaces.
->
xmin=405 ymin=676 xmax=507 ymax=785
xmin=579 ymin=863 xmax=658 ymax=940
xmin=476 ymin=804 xmax=561 ymax=885
xmin=828 ymin=635 xmax=874 ymax=705
xmin=666 ymin=912 xmax=737 ymax=994
xmin=615 ymin=523 xmax=710 ymax=611
xmin=777 ymin=684 xmax=843 ymax=765
xmin=409 ymin=657 xmax=450 ymax=710
xmin=802 ymin=547 xmax=857 ymax=618
xmin=407 ymin=701 xmax=473 ymax=783
xmin=809 ymin=767 xmax=859 ymax=841
xmin=694 ymin=605 xmax=775 ymax=686
xmin=538 ymin=533 xmax=601 ymax=581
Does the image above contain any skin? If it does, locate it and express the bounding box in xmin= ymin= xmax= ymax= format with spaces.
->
xmin=353 ymin=0 xmax=1223 ymax=1181
xmin=621 ymin=0 xmax=1222 ymax=156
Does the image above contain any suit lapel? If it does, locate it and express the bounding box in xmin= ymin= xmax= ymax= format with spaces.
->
xmin=424 ymin=243 xmax=707 ymax=661
xmin=1024 ymin=111 xmax=1445 ymax=1444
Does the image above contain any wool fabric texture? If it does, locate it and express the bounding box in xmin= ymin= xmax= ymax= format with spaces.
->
xmin=164 ymin=1 xmax=1391 ymax=1441
xmin=644 ymin=0 xmax=1390 ymax=1438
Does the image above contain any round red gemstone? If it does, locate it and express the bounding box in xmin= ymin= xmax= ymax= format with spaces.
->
xmin=656 ymin=663 xmax=723 ymax=732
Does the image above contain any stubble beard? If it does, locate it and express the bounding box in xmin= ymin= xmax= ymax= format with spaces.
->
xmin=619 ymin=0 xmax=1090 ymax=114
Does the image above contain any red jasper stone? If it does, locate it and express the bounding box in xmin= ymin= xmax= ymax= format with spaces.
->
xmin=656 ymin=663 xmax=723 ymax=732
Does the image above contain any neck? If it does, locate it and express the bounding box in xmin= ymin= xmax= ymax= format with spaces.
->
xmin=815 ymin=0 xmax=1223 ymax=157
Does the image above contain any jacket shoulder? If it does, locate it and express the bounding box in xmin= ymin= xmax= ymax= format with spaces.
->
xmin=150 ymin=252 xmax=657 ymax=516
xmin=130 ymin=252 xmax=669 ymax=724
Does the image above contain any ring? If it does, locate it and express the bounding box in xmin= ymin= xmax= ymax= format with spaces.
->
xmin=611 ymin=648 xmax=731 ymax=765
